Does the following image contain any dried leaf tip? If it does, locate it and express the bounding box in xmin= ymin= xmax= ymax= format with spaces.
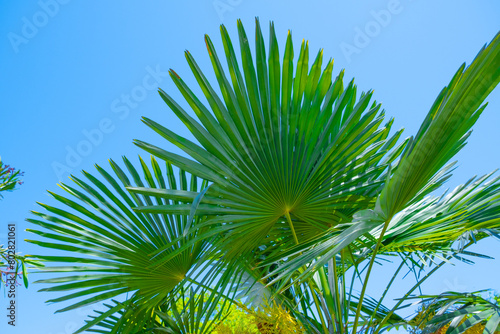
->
xmin=169 ymin=69 xmax=180 ymax=79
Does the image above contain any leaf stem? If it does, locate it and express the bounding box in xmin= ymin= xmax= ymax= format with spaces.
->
xmin=285 ymin=211 xmax=299 ymax=244
xmin=352 ymin=221 xmax=390 ymax=333
xmin=373 ymin=241 xmax=475 ymax=334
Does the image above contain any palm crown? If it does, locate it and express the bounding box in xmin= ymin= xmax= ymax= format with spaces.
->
xmin=27 ymin=19 xmax=500 ymax=334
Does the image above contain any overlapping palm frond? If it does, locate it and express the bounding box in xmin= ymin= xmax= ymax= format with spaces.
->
xmin=376 ymin=31 xmax=500 ymax=221
xmin=256 ymin=30 xmax=500 ymax=285
xmin=375 ymin=171 xmax=500 ymax=260
xmin=26 ymin=156 xmax=212 ymax=325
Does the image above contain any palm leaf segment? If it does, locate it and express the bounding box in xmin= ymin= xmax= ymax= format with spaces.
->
xmin=26 ymin=156 xmax=210 ymax=313
xmin=378 ymin=172 xmax=500 ymax=256
xmin=132 ymin=18 xmax=404 ymax=259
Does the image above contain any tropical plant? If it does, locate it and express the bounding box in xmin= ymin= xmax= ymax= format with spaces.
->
xmin=26 ymin=19 xmax=500 ymax=333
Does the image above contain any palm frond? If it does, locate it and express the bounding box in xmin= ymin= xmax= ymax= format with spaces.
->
xmin=26 ymin=156 xmax=211 ymax=324
xmin=131 ymin=18 xmax=402 ymax=273
xmin=376 ymin=171 xmax=500 ymax=259
xmin=377 ymin=31 xmax=500 ymax=220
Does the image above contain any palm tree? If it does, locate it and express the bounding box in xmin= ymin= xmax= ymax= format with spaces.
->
xmin=27 ymin=19 xmax=500 ymax=333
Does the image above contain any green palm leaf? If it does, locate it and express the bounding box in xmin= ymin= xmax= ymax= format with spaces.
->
xmin=253 ymin=30 xmax=500 ymax=286
xmin=26 ymin=156 xmax=211 ymax=318
xmin=377 ymin=171 xmax=500 ymax=257
xmin=377 ymin=32 xmax=500 ymax=220
xmin=132 ymin=18 xmax=402 ymax=267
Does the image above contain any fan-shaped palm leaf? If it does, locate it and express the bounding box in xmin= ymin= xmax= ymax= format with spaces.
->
xmin=131 ymin=18 xmax=403 ymax=271
xmin=26 ymin=156 xmax=211 ymax=318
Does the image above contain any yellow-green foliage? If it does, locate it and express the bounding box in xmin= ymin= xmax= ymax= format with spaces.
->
xmin=432 ymin=322 xmax=487 ymax=334
xmin=213 ymin=299 xmax=304 ymax=334
xmin=252 ymin=300 xmax=305 ymax=334
xmin=213 ymin=303 xmax=259 ymax=334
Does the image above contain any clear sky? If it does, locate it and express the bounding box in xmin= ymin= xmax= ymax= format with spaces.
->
xmin=1 ymin=1 xmax=500 ymax=333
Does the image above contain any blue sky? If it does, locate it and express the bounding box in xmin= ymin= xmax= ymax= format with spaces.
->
xmin=1 ymin=1 xmax=500 ymax=333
